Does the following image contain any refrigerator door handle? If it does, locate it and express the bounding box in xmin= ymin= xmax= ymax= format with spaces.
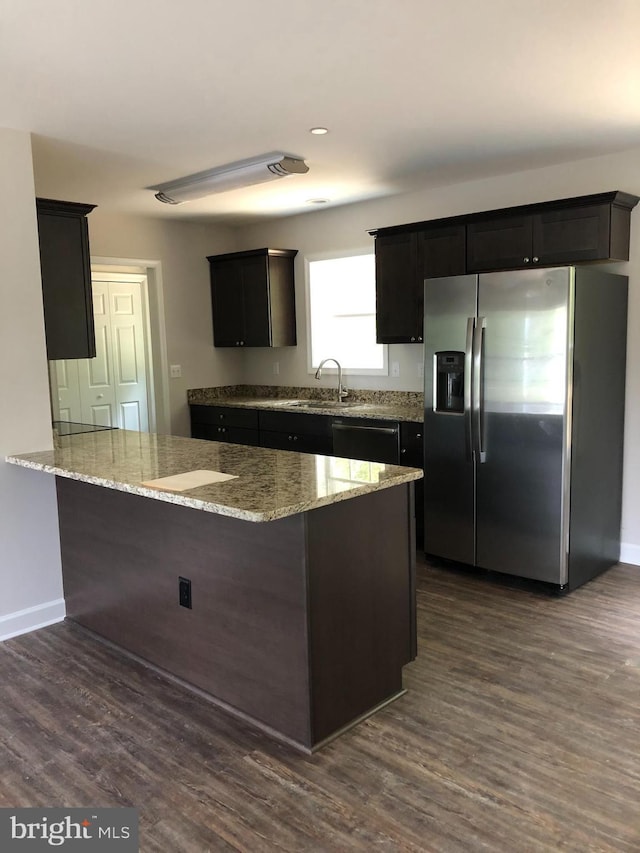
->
xmin=473 ymin=316 xmax=487 ymax=463
xmin=464 ymin=317 xmax=475 ymax=461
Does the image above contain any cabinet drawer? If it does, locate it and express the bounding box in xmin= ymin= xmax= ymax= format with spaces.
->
xmin=258 ymin=410 xmax=333 ymax=437
xmin=190 ymin=405 xmax=259 ymax=429
xmin=260 ymin=430 xmax=333 ymax=455
xmin=192 ymin=423 xmax=260 ymax=446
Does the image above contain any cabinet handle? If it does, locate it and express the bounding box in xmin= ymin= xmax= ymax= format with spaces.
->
xmin=532 ymin=256 xmax=539 ymax=263
xmin=416 ymin=433 xmax=422 ymax=439
xmin=240 ymin=341 xmax=245 ymax=346
xmin=401 ymin=448 xmax=406 ymax=454
xmin=219 ymin=414 xmax=225 ymax=420
xmin=418 ymin=336 xmax=423 ymax=342
xmin=410 ymin=336 xmax=416 ymax=342
xmin=523 ymin=257 xmax=530 ymax=263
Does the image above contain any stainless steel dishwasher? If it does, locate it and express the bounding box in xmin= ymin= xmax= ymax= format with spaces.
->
xmin=331 ymin=418 xmax=401 ymax=464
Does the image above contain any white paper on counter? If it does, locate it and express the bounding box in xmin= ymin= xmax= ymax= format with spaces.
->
xmin=141 ymin=469 xmax=238 ymax=491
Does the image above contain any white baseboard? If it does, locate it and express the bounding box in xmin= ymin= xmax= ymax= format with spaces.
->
xmin=0 ymin=598 xmax=66 ymax=642
xmin=620 ymin=542 xmax=640 ymax=567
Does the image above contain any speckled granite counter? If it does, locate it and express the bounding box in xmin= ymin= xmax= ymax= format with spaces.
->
xmin=7 ymin=427 xmax=419 ymax=751
xmin=6 ymin=428 xmax=421 ymax=522
xmin=187 ymin=385 xmax=424 ymax=423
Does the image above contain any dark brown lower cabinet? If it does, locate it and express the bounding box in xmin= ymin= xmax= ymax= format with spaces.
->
xmin=259 ymin=430 xmax=332 ymax=454
xmin=191 ymin=423 xmax=260 ymax=445
xmin=57 ymin=476 xmax=415 ymax=751
xmin=190 ymin=404 xmax=425 ymax=545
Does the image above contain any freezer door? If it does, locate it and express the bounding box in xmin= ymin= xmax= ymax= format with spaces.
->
xmin=424 ymin=275 xmax=477 ymax=564
xmin=476 ymin=267 xmax=571 ymax=584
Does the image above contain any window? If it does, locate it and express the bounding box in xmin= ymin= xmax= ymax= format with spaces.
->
xmin=307 ymin=252 xmax=387 ymax=374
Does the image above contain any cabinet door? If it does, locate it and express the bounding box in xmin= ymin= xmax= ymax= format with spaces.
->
xmin=37 ymin=203 xmax=96 ymax=360
xmin=399 ymin=422 xmax=423 ymax=468
xmin=532 ymin=204 xmax=611 ymax=264
xmin=210 ymin=260 xmax=244 ymax=346
xmin=467 ymin=215 xmax=533 ymax=272
xmin=375 ymin=232 xmax=422 ymax=343
xmin=241 ymin=255 xmax=272 ymax=346
xmin=400 ymin=421 xmax=424 ymax=548
xmin=419 ymin=224 xmax=466 ymax=280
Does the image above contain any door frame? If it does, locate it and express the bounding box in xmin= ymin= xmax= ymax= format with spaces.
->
xmin=91 ymin=257 xmax=170 ymax=434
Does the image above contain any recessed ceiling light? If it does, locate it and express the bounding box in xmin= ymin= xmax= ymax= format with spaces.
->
xmin=307 ymin=198 xmax=329 ymax=205
xmin=309 ymin=127 xmax=329 ymax=135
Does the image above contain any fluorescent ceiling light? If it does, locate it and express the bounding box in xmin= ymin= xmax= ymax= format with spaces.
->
xmin=148 ymin=152 xmax=309 ymax=204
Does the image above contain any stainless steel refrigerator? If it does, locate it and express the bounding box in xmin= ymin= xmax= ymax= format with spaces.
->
xmin=423 ymin=266 xmax=628 ymax=590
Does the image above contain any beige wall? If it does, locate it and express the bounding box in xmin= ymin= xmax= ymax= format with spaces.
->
xmin=87 ymin=212 xmax=241 ymax=435
xmin=235 ymin=146 xmax=640 ymax=562
xmin=0 ymin=128 xmax=64 ymax=638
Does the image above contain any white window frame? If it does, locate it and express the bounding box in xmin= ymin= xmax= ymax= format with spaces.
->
xmin=304 ymin=248 xmax=388 ymax=377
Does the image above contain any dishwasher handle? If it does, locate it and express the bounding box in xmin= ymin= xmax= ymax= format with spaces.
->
xmin=332 ymin=424 xmax=398 ymax=436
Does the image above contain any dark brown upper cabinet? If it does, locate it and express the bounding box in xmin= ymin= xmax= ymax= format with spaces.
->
xmin=373 ymin=224 xmax=465 ymax=344
xmin=371 ymin=192 xmax=638 ymax=343
xmin=374 ymin=231 xmax=421 ymax=344
xmin=466 ymin=192 xmax=638 ymax=272
xmin=208 ymin=248 xmax=297 ymax=348
xmin=36 ymin=198 xmax=96 ymax=360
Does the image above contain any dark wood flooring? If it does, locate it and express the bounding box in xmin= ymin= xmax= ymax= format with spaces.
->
xmin=1 ymin=555 xmax=640 ymax=852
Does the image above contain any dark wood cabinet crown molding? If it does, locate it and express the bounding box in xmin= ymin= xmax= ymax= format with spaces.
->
xmin=367 ymin=191 xmax=639 ymax=238
xmin=36 ymin=197 xmax=96 ymax=217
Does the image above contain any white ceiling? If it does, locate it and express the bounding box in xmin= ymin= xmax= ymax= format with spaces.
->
xmin=4 ymin=0 xmax=640 ymax=224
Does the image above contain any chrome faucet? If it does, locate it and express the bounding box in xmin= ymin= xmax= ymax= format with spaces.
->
xmin=315 ymin=358 xmax=348 ymax=402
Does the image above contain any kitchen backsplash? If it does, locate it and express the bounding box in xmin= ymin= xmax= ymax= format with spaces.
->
xmin=188 ymin=384 xmax=424 ymax=407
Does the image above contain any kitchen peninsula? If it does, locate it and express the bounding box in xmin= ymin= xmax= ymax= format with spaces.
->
xmin=6 ymin=429 xmax=422 ymax=752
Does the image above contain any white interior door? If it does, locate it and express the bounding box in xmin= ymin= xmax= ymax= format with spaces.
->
xmin=50 ymin=276 xmax=151 ymax=431
xmin=79 ymin=281 xmax=117 ymax=426
xmin=109 ymin=279 xmax=149 ymax=431
xmin=49 ymin=360 xmax=82 ymax=423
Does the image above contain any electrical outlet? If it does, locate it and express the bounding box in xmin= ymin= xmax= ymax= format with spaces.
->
xmin=179 ymin=576 xmax=192 ymax=609
xmin=170 ymin=364 xmax=182 ymax=378
xmin=391 ymin=361 xmax=400 ymax=378
xmin=273 ymin=361 xmax=280 ymax=375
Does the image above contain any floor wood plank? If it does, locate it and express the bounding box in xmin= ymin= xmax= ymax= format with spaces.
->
xmin=1 ymin=555 xmax=639 ymax=851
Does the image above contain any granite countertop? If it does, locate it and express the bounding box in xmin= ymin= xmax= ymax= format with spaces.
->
xmin=187 ymin=385 xmax=424 ymax=423
xmin=5 ymin=430 xmax=422 ymax=523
